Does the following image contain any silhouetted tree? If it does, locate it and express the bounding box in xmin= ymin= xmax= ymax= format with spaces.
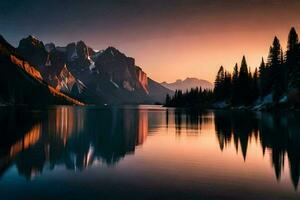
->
xmin=165 ymin=87 xmax=213 ymax=108
xmin=267 ymin=37 xmax=285 ymax=101
xmin=268 ymin=37 xmax=282 ymax=66
xmin=287 ymin=27 xmax=299 ymax=51
xmin=237 ymin=56 xmax=252 ymax=105
xmin=258 ymin=57 xmax=270 ymax=97
xmin=214 ymin=66 xmax=225 ymax=101
xmin=286 ymin=27 xmax=300 ymax=89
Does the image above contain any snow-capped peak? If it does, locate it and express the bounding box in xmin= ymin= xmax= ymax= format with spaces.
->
xmin=88 ymin=56 xmax=96 ymax=70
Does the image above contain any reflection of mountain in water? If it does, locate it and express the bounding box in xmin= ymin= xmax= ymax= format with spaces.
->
xmin=0 ymin=108 xmax=43 ymax=177
xmin=0 ymin=107 xmax=148 ymax=179
xmin=2 ymin=108 xmax=300 ymax=190
xmin=170 ymin=110 xmax=300 ymax=190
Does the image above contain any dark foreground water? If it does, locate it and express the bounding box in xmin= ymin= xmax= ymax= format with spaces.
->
xmin=0 ymin=105 xmax=300 ymax=200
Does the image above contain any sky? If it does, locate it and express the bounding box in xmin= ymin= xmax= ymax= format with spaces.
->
xmin=0 ymin=0 xmax=300 ymax=83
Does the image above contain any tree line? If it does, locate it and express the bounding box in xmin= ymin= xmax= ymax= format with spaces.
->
xmin=165 ymin=27 xmax=300 ymax=108
xmin=164 ymin=88 xmax=213 ymax=108
xmin=214 ymin=27 xmax=300 ymax=106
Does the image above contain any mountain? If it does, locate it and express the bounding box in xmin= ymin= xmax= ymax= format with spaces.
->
xmin=15 ymin=35 xmax=172 ymax=104
xmin=161 ymin=77 xmax=213 ymax=91
xmin=148 ymin=78 xmax=173 ymax=103
xmin=0 ymin=35 xmax=83 ymax=106
xmin=17 ymin=35 xmax=48 ymax=71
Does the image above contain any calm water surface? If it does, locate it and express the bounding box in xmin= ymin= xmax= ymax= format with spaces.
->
xmin=0 ymin=105 xmax=300 ymax=200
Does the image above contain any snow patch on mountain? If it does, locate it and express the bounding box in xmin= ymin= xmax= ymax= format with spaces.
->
xmin=110 ymin=77 xmax=119 ymax=88
xmin=77 ymin=79 xmax=86 ymax=88
xmin=88 ymin=56 xmax=96 ymax=70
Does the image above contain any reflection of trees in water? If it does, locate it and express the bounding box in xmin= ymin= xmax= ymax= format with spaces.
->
xmin=173 ymin=109 xmax=212 ymax=135
xmin=214 ymin=111 xmax=300 ymax=190
xmin=0 ymin=107 xmax=149 ymax=179
xmin=214 ymin=111 xmax=259 ymax=159
xmin=170 ymin=109 xmax=300 ymax=190
xmin=175 ymin=109 xmax=182 ymax=135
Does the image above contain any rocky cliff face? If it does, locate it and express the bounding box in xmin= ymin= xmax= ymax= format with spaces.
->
xmin=94 ymin=47 xmax=149 ymax=94
xmin=54 ymin=64 xmax=76 ymax=93
xmin=0 ymin=35 xmax=83 ymax=105
xmin=136 ymin=67 xmax=149 ymax=94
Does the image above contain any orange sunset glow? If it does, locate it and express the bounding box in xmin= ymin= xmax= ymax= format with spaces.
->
xmin=1 ymin=0 xmax=300 ymax=83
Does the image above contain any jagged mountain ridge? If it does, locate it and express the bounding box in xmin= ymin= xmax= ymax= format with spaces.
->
xmin=0 ymin=35 xmax=83 ymax=106
xmin=18 ymin=37 xmax=99 ymax=103
xmin=161 ymin=77 xmax=213 ymax=91
xmin=16 ymin=35 xmax=173 ymax=104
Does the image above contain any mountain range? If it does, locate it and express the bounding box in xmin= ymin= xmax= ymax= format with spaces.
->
xmin=0 ymin=35 xmax=173 ymax=105
xmin=161 ymin=77 xmax=213 ymax=92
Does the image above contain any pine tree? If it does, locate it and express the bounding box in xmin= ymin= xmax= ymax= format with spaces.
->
xmin=286 ymin=27 xmax=300 ymax=89
xmin=233 ymin=63 xmax=239 ymax=82
xmin=238 ymin=56 xmax=252 ymax=105
xmin=287 ymin=27 xmax=299 ymax=52
xmin=268 ymin=37 xmax=281 ymax=66
xmin=258 ymin=57 xmax=270 ymax=97
xmin=240 ymin=56 xmax=249 ymax=76
xmin=214 ymin=66 xmax=225 ymax=101
xmin=258 ymin=57 xmax=266 ymax=77
xmin=268 ymin=36 xmax=285 ymax=101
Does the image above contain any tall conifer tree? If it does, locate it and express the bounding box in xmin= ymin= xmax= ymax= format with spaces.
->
xmin=286 ymin=27 xmax=300 ymax=89
xmin=268 ymin=36 xmax=285 ymax=101
xmin=238 ymin=56 xmax=251 ymax=105
xmin=214 ymin=66 xmax=225 ymax=100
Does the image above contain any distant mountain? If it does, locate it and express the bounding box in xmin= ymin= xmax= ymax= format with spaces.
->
xmin=161 ymin=77 xmax=213 ymax=91
xmin=0 ymin=35 xmax=83 ymax=106
xmin=13 ymin=35 xmax=172 ymax=105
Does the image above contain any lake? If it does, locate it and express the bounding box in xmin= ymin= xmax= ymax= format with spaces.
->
xmin=0 ymin=105 xmax=299 ymax=200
